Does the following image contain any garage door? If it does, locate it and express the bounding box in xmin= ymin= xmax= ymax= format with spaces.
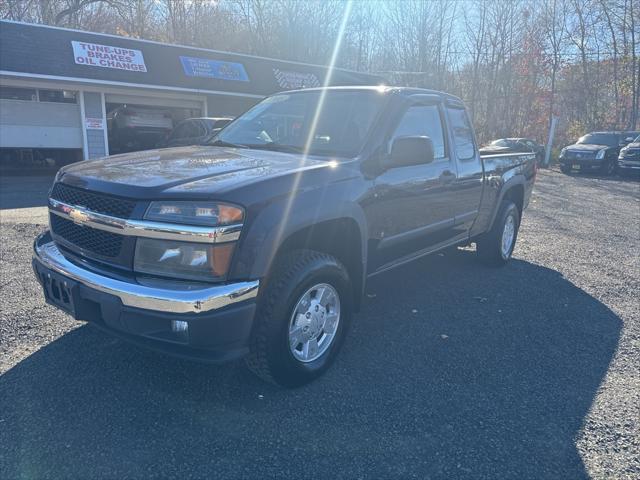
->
xmin=0 ymin=87 xmax=82 ymax=149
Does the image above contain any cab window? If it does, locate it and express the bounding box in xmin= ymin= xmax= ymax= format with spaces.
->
xmin=391 ymin=105 xmax=446 ymax=160
xmin=447 ymin=106 xmax=476 ymax=160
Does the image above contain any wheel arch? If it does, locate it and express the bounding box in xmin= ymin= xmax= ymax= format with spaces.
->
xmin=488 ymin=177 xmax=526 ymax=230
xmin=268 ymin=217 xmax=365 ymax=311
xmin=503 ymin=183 xmax=525 ymax=218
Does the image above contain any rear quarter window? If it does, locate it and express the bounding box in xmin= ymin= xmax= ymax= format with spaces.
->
xmin=447 ymin=107 xmax=476 ymax=160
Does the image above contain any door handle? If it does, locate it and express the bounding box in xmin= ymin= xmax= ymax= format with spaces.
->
xmin=440 ymin=170 xmax=456 ymax=184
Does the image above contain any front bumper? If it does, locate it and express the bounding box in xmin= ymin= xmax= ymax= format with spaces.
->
xmin=560 ymin=156 xmax=602 ymax=168
xmin=617 ymin=159 xmax=640 ymax=172
xmin=32 ymin=231 xmax=259 ymax=363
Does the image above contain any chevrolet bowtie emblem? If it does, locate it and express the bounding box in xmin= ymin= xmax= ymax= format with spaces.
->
xmin=69 ymin=208 xmax=89 ymax=225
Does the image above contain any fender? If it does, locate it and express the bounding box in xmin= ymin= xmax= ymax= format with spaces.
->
xmin=230 ymin=183 xmax=368 ymax=291
xmin=486 ymin=172 xmax=526 ymax=231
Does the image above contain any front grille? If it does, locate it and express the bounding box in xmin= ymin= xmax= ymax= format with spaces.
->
xmin=50 ymin=215 xmax=123 ymax=258
xmin=51 ymin=183 xmax=136 ymax=218
xmin=566 ymin=151 xmax=595 ymax=160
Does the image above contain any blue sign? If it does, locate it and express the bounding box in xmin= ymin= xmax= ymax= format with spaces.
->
xmin=180 ymin=56 xmax=249 ymax=82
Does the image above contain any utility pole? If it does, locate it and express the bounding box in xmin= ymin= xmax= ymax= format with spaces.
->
xmin=544 ymin=116 xmax=558 ymax=168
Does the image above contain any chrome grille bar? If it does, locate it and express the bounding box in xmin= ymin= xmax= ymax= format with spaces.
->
xmin=49 ymin=199 xmax=242 ymax=244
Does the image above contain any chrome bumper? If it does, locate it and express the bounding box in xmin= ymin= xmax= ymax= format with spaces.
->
xmin=33 ymin=233 xmax=259 ymax=314
xmin=618 ymin=160 xmax=640 ymax=170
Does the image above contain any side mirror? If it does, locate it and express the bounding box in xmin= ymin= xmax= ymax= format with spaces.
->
xmin=390 ymin=136 xmax=435 ymax=167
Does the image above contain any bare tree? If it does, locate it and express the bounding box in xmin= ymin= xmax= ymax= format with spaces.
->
xmin=542 ymin=0 xmax=568 ymax=129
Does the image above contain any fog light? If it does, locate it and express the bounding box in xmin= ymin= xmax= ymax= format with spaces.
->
xmin=171 ymin=320 xmax=189 ymax=333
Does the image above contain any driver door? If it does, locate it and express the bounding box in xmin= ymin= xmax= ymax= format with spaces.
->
xmin=366 ymin=99 xmax=459 ymax=271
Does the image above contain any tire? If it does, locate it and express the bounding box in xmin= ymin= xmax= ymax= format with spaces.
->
xmin=560 ymin=164 xmax=572 ymax=174
xmin=476 ymin=200 xmax=520 ymax=267
xmin=245 ymin=249 xmax=352 ymax=387
xmin=600 ymin=158 xmax=616 ymax=176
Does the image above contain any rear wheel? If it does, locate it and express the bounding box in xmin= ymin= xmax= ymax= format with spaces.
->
xmin=245 ymin=250 xmax=352 ymax=387
xmin=476 ymin=200 xmax=520 ymax=266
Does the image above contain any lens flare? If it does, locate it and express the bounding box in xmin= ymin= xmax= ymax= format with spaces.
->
xmin=272 ymin=0 xmax=353 ymax=257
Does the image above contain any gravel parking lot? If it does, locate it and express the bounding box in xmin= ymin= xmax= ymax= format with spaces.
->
xmin=0 ymin=169 xmax=638 ymax=479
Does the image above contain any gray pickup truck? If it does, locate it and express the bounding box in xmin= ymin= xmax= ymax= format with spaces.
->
xmin=33 ymin=86 xmax=536 ymax=386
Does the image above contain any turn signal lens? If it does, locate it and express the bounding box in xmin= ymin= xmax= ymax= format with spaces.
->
xmin=217 ymin=205 xmax=244 ymax=224
xmin=209 ymin=243 xmax=235 ymax=277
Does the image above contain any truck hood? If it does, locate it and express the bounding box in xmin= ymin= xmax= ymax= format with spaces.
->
xmin=565 ymin=143 xmax=612 ymax=152
xmin=58 ymin=146 xmax=336 ymax=197
xmin=479 ymin=145 xmax=514 ymax=154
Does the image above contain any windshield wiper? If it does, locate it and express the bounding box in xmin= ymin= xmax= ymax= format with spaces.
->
xmin=244 ymin=143 xmax=305 ymax=154
xmin=208 ymin=139 xmax=248 ymax=148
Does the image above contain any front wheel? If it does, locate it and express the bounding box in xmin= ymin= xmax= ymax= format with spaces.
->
xmin=476 ymin=200 xmax=520 ymax=266
xmin=600 ymin=158 xmax=616 ymax=176
xmin=245 ymin=250 xmax=352 ymax=387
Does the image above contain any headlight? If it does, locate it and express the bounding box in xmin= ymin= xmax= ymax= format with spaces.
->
xmin=136 ymin=201 xmax=243 ymax=281
xmin=144 ymin=201 xmax=243 ymax=226
xmin=134 ymin=239 xmax=235 ymax=281
xmin=596 ymin=149 xmax=606 ymax=160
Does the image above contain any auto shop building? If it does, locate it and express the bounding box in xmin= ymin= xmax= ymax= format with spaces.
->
xmin=0 ymin=20 xmax=382 ymax=172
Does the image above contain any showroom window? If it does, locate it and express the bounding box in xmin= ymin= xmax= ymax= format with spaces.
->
xmin=0 ymin=86 xmax=37 ymax=101
xmin=38 ymin=89 xmax=78 ymax=104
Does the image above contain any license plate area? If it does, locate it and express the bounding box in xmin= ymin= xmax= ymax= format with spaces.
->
xmin=37 ymin=268 xmax=77 ymax=316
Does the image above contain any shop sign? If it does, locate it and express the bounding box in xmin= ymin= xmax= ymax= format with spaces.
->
xmin=273 ymin=69 xmax=320 ymax=89
xmin=180 ymin=56 xmax=249 ymax=82
xmin=72 ymin=41 xmax=147 ymax=72
xmin=85 ymin=117 xmax=104 ymax=129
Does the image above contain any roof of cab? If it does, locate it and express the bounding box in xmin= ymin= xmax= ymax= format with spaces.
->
xmin=280 ymin=85 xmax=466 ymax=105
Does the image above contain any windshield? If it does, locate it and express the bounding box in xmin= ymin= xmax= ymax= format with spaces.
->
xmin=577 ymin=133 xmax=619 ymax=147
xmin=490 ymin=139 xmax=517 ymax=147
xmin=212 ymin=90 xmax=385 ymax=157
xmin=635 ymin=135 xmax=640 ymax=143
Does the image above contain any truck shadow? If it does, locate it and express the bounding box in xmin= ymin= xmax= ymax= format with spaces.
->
xmin=0 ymin=250 xmax=620 ymax=479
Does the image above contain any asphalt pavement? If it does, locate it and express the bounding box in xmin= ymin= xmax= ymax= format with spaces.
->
xmin=0 ymin=175 xmax=52 ymax=224
xmin=0 ymin=169 xmax=638 ymax=479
